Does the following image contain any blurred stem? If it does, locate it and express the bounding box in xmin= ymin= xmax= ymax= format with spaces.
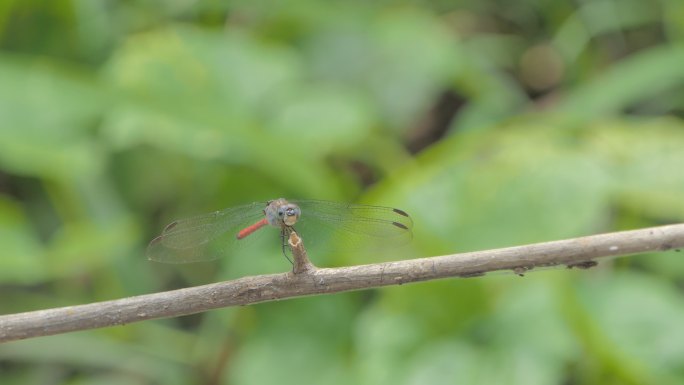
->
xmin=43 ymin=178 xmax=85 ymax=223
xmin=557 ymin=281 xmax=679 ymax=385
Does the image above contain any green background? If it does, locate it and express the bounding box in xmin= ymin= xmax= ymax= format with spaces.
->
xmin=2 ymin=1 xmax=684 ymax=384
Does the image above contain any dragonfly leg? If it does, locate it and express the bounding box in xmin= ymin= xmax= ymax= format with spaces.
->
xmin=280 ymin=228 xmax=294 ymax=266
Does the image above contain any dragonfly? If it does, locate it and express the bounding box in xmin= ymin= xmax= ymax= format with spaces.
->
xmin=147 ymin=198 xmax=413 ymax=264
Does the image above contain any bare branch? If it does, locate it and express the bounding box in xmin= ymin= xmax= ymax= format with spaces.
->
xmin=2 ymin=224 xmax=683 ymax=343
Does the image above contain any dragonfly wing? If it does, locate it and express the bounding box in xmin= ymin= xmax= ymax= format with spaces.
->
xmin=292 ymin=200 xmax=413 ymax=253
xmin=147 ymin=202 xmax=266 ymax=263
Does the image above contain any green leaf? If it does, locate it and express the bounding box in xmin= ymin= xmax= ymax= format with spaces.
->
xmin=558 ymin=45 xmax=684 ymax=121
xmin=0 ymin=56 xmax=106 ymax=180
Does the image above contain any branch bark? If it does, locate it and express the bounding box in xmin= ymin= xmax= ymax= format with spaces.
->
xmin=2 ymin=224 xmax=684 ymax=343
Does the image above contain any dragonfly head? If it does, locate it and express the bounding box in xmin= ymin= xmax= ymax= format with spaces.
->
xmin=265 ymin=199 xmax=301 ymax=227
xmin=279 ymin=203 xmax=300 ymax=226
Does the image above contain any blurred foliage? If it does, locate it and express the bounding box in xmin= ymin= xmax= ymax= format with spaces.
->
xmin=1 ymin=0 xmax=684 ymax=384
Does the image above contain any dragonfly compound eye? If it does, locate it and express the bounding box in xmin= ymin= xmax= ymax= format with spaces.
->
xmin=281 ymin=206 xmax=300 ymax=226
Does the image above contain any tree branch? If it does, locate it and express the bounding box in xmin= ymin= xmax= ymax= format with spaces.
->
xmin=2 ymin=224 xmax=683 ymax=343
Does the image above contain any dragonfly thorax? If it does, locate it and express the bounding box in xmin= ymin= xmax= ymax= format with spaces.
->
xmin=264 ymin=198 xmax=301 ymax=228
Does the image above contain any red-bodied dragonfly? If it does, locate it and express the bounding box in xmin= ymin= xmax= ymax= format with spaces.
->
xmin=147 ymin=198 xmax=413 ymax=263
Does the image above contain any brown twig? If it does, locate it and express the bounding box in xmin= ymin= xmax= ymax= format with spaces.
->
xmin=1 ymin=223 xmax=683 ymax=343
xmin=289 ymin=231 xmax=316 ymax=274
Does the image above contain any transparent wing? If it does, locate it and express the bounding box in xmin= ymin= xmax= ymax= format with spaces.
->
xmin=146 ymin=202 xmax=267 ymax=263
xmin=147 ymin=199 xmax=414 ymax=264
xmin=292 ymin=200 xmax=413 ymax=253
